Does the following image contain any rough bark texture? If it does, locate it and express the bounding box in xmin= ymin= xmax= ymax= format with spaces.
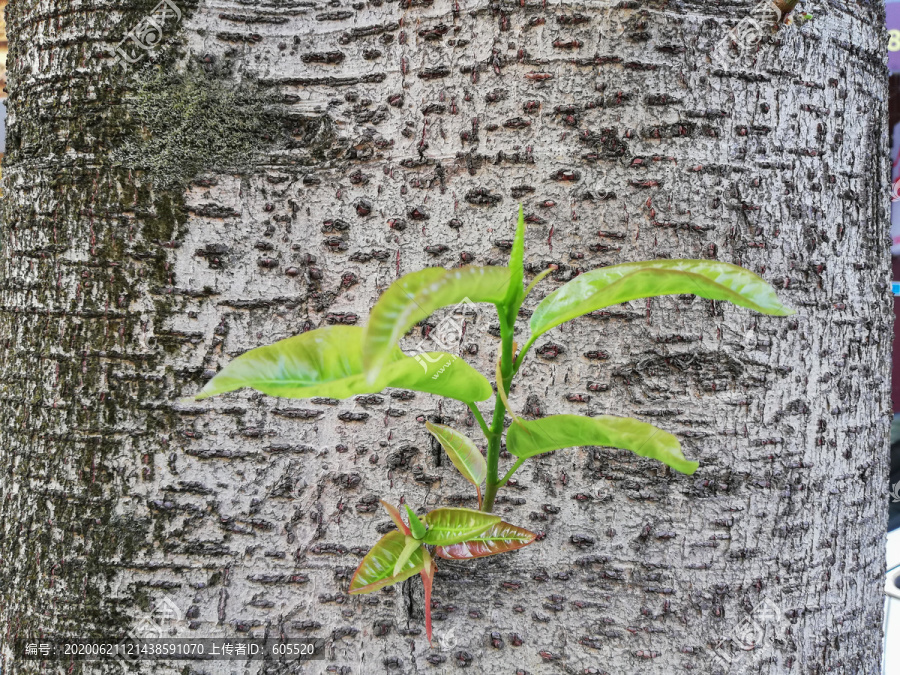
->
xmin=0 ymin=1 xmax=891 ymax=674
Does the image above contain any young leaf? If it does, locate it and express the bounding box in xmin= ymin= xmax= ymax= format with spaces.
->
xmin=434 ymin=521 xmax=537 ymax=560
xmin=195 ymin=325 xmax=492 ymax=404
xmin=506 ymin=414 xmax=699 ymax=475
xmin=362 ymin=266 xmax=511 ymax=381
xmin=529 ymin=260 xmax=795 ymax=341
xmin=420 ymin=549 xmax=436 ymax=645
xmin=405 ymin=505 xmax=428 ymax=540
xmin=349 ymin=530 xmax=426 ymax=595
xmin=393 ymin=536 xmax=423 ymax=577
xmin=380 ymin=499 xmax=410 ymax=536
xmin=503 ymin=204 xmax=526 ymax=310
xmin=425 ymin=422 xmax=487 ymax=504
xmin=421 ymin=508 xmax=501 ymax=547
xmin=523 ymin=265 xmax=557 ymax=300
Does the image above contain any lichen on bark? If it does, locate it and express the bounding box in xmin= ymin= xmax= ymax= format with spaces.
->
xmin=115 ymin=63 xmax=287 ymax=191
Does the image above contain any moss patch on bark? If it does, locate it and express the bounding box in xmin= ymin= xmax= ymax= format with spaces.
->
xmin=116 ymin=64 xmax=285 ymax=190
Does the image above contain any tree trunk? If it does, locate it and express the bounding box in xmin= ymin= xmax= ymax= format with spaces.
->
xmin=0 ymin=1 xmax=890 ymax=674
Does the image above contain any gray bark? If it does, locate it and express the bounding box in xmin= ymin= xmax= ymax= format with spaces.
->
xmin=0 ymin=1 xmax=891 ymax=674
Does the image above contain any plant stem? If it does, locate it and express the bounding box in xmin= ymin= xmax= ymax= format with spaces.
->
xmin=482 ymin=312 xmax=516 ymax=513
xmin=482 ymin=428 xmax=502 ymax=512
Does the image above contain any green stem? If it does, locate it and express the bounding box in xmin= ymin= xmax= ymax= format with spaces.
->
xmin=482 ymin=380 xmax=508 ymax=512
xmin=482 ymin=428 xmax=502 ymax=513
xmin=482 ymin=310 xmax=516 ymax=513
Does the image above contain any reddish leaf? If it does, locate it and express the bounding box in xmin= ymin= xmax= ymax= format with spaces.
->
xmin=434 ymin=521 xmax=537 ymax=560
xmin=380 ymin=499 xmax=410 ymax=536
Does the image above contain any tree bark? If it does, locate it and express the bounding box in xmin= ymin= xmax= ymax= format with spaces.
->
xmin=0 ymin=1 xmax=890 ymax=674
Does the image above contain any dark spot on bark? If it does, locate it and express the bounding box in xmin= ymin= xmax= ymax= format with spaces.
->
xmin=557 ymin=13 xmax=590 ymax=25
xmin=419 ymin=66 xmax=451 ymax=79
xmin=536 ymin=343 xmax=564 ymax=359
xmin=317 ymin=10 xmax=354 ymax=20
xmin=550 ymin=168 xmax=581 ymax=182
xmin=465 ymin=188 xmax=502 ymax=206
xmin=571 ymin=534 xmax=596 ymax=548
xmin=301 ymin=51 xmax=346 ymax=64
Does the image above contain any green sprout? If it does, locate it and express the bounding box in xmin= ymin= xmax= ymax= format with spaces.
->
xmin=194 ymin=206 xmax=794 ymax=643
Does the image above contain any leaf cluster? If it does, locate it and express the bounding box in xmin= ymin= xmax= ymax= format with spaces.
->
xmin=195 ymin=206 xmax=793 ymax=643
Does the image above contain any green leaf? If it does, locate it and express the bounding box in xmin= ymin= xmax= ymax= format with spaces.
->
xmin=392 ymin=536 xmax=423 ymax=577
xmin=349 ymin=530 xmax=426 ymax=595
xmin=405 ymin=505 xmax=427 ymax=540
xmin=506 ymin=414 xmax=699 ymax=475
xmin=425 ymin=422 xmax=487 ymax=501
xmin=421 ymin=507 xmax=501 ymax=547
xmin=530 ymin=260 xmax=794 ymax=341
xmin=434 ymin=521 xmax=537 ymax=560
xmin=195 ymin=325 xmax=492 ymax=404
xmin=362 ymin=266 xmax=511 ymax=382
xmin=504 ymin=204 xmax=526 ymax=310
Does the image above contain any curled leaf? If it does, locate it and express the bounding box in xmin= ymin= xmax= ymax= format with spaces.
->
xmin=421 ymin=507 xmax=501 ymax=547
xmin=434 ymin=521 xmax=537 ymax=560
xmin=504 ymin=204 xmax=526 ymax=310
xmin=425 ymin=422 xmax=487 ymax=505
xmin=524 ymin=265 xmax=558 ymax=300
xmin=393 ymin=536 xmax=423 ymax=577
xmin=349 ymin=531 xmax=426 ymax=595
xmin=496 ymin=356 xmax=530 ymax=435
xmin=363 ymin=266 xmax=511 ymax=382
xmin=405 ymin=504 xmax=428 ymax=540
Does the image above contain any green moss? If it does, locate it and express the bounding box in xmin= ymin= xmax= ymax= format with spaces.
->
xmin=116 ymin=64 xmax=285 ymax=191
